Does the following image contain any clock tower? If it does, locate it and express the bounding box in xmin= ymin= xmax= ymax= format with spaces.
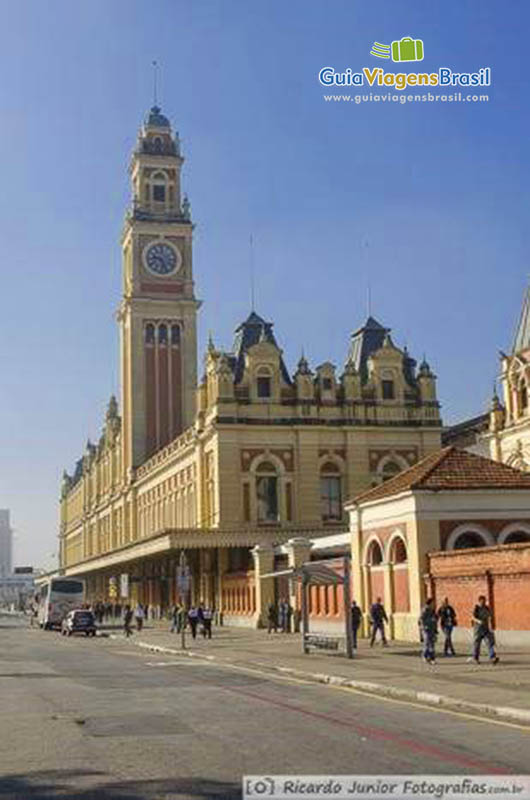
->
xmin=119 ymin=106 xmax=200 ymax=471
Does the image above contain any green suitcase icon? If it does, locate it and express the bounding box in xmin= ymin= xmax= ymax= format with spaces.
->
xmin=391 ymin=37 xmax=424 ymax=62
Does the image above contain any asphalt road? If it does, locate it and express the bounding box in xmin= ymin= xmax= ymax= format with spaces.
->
xmin=0 ymin=616 xmax=529 ymax=800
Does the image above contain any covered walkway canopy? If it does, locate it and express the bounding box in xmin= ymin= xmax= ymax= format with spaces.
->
xmin=262 ymin=557 xmax=353 ymax=659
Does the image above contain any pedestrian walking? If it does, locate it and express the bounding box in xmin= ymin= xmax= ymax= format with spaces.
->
xmin=123 ymin=605 xmax=133 ymax=637
xmin=202 ymin=606 xmax=213 ymax=639
xmin=279 ymin=599 xmax=290 ymax=633
xmin=420 ymin=597 xmax=438 ymax=664
xmin=471 ymin=595 xmax=499 ymax=664
xmin=351 ymin=600 xmax=362 ymax=649
xmin=267 ymin=602 xmax=278 ymax=634
xmin=369 ymin=597 xmax=388 ymax=646
xmin=170 ymin=604 xmax=182 ymax=634
xmin=188 ymin=606 xmax=199 ymax=639
xmin=437 ymin=597 xmax=457 ymax=656
xmin=134 ymin=602 xmax=145 ymax=631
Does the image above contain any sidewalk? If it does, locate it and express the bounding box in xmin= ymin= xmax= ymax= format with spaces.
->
xmin=109 ymin=624 xmax=530 ymax=726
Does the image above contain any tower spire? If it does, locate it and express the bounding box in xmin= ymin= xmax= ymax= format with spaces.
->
xmin=250 ymin=234 xmax=256 ymax=312
xmin=152 ymin=60 xmax=159 ymax=106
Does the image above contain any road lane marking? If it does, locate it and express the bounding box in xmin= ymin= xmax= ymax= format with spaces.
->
xmin=106 ymin=642 xmax=530 ymax=733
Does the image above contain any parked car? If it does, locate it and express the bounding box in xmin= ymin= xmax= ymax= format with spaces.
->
xmin=61 ymin=609 xmax=97 ymax=637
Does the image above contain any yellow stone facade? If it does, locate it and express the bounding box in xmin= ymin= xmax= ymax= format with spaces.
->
xmin=59 ymin=105 xmax=442 ymax=625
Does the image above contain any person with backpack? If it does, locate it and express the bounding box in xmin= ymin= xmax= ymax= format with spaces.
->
xmin=471 ymin=595 xmax=499 ymax=664
xmin=437 ymin=597 xmax=457 ymax=656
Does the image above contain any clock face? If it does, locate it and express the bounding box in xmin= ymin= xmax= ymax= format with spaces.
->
xmin=144 ymin=242 xmax=179 ymax=276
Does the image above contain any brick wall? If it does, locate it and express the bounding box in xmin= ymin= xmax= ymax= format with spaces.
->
xmin=427 ymin=542 xmax=530 ymax=631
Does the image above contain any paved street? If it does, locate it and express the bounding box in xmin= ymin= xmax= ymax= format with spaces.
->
xmin=0 ymin=617 xmax=529 ymax=799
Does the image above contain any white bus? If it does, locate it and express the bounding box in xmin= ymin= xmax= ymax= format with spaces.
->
xmin=38 ymin=578 xmax=85 ymax=629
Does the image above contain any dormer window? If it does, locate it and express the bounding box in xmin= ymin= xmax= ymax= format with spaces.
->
xmin=256 ymin=367 xmax=272 ymax=399
xmin=322 ymin=378 xmax=332 ymax=391
xmin=382 ymin=379 xmax=395 ymax=400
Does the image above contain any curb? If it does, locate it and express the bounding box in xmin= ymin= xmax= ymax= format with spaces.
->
xmin=114 ymin=637 xmax=530 ymax=727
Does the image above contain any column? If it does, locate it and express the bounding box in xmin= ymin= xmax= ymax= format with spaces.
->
xmin=285 ymin=537 xmax=312 ymax=632
xmin=252 ymin=543 xmax=275 ymax=629
xmin=382 ymin=562 xmax=394 ymax=639
xmin=217 ymin=547 xmax=229 ymax=622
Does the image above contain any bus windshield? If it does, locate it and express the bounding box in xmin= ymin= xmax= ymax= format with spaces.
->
xmin=39 ymin=578 xmax=85 ymax=628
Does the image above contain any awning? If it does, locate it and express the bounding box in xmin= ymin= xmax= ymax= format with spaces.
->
xmin=261 ymin=559 xmax=345 ymax=586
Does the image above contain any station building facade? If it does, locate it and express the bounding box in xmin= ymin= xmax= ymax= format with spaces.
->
xmin=59 ymin=106 xmax=442 ymax=626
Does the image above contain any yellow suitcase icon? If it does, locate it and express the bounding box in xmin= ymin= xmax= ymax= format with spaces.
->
xmin=391 ymin=37 xmax=424 ymax=62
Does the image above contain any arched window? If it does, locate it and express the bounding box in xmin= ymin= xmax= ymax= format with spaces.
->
xmin=256 ymin=367 xmax=272 ymax=399
xmin=171 ymin=324 xmax=180 ymax=346
xmin=390 ymin=537 xmax=407 ymax=564
xmin=367 ymin=540 xmax=383 ymax=565
xmin=158 ymin=324 xmax=168 ymax=345
xmin=453 ymin=531 xmax=487 ymax=550
xmin=255 ymin=461 xmax=279 ymax=522
xmin=152 ymin=171 xmax=167 ymax=203
xmin=320 ymin=462 xmax=342 ymax=521
xmin=381 ymin=461 xmax=402 ymax=482
xmin=145 ymin=323 xmax=155 ymax=345
xmin=503 ymin=530 xmax=530 ymax=544
xmin=153 ymin=136 xmax=162 ymax=153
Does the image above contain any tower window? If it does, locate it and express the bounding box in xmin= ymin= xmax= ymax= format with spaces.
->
xmin=153 ymin=184 xmax=166 ymax=202
xmin=257 ymin=376 xmax=271 ymax=398
xmin=382 ymin=380 xmax=395 ymax=399
xmin=158 ymin=324 xmax=168 ymax=345
xmin=145 ymin=324 xmax=155 ymax=345
xmin=153 ymin=137 xmax=162 ymax=153
xmin=322 ymin=378 xmax=332 ymax=391
xmin=171 ymin=324 xmax=180 ymax=345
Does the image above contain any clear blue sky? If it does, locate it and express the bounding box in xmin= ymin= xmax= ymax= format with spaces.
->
xmin=1 ymin=0 xmax=528 ymax=566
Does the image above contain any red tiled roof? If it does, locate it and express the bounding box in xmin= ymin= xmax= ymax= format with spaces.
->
xmin=349 ymin=446 xmax=530 ymax=506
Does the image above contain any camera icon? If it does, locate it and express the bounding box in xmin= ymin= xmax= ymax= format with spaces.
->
xmin=244 ymin=776 xmax=276 ymax=796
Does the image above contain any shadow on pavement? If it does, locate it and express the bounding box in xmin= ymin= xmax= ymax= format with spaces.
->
xmin=0 ymin=770 xmax=241 ymax=800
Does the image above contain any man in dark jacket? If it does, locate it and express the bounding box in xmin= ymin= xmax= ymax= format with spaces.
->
xmin=370 ymin=597 xmax=388 ymax=646
xmin=351 ymin=600 xmax=362 ymax=649
xmin=123 ymin=605 xmax=133 ymax=638
xmin=437 ymin=597 xmax=457 ymax=656
xmin=472 ymin=595 xmax=499 ymax=664
xmin=420 ymin=598 xmax=438 ymax=664
xmin=267 ymin=602 xmax=278 ymax=634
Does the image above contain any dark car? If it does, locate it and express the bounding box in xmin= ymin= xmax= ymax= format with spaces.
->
xmin=61 ymin=609 xmax=97 ymax=637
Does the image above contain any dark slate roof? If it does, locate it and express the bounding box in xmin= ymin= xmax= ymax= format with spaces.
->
xmin=231 ymin=311 xmax=291 ymax=385
xmin=145 ymin=105 xmax=170 ymax=128
xmin=347 ymin=316 xmax=390 ymax=383
xmin=442 ymin=413 xmax=489 ymax=448
xmin=513 ymin=286 xmax=530 ymax=353
xmin=349 ymin=446 xmax=530 ymax=506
